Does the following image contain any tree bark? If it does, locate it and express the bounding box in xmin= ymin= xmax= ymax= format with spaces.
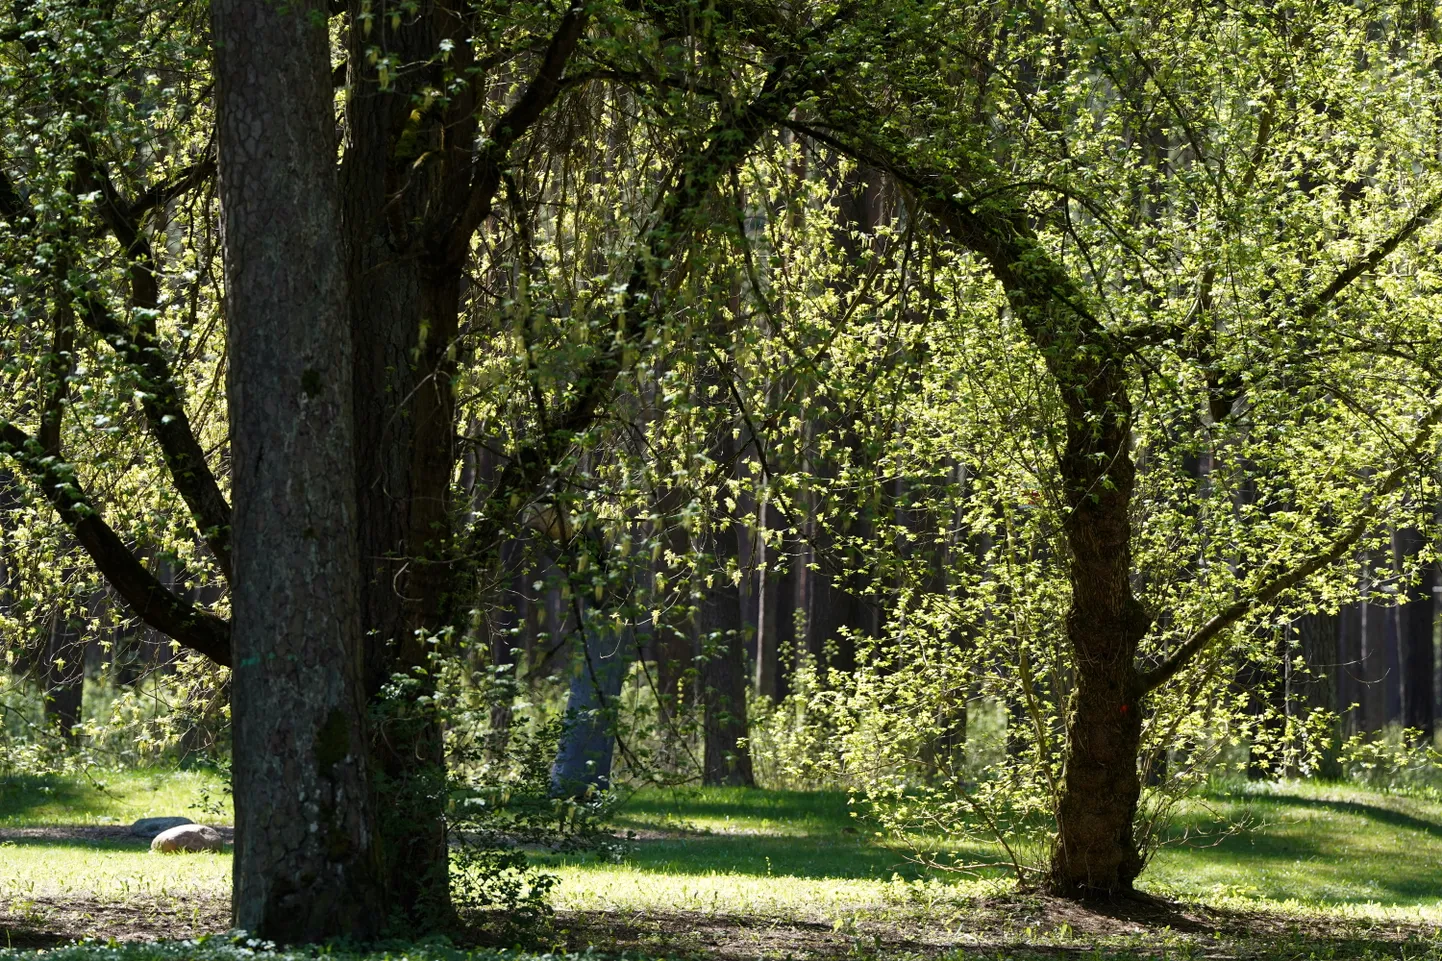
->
xmin=1396 ymin=529 xmax=1436 ymax=739
xmin=213 ymin=0 xmax=385 ymax=938
xmin=700 ymin=529 xmax=757 ymax=787
xmin=1046 ymin=367 xmax=1149 ymax=897
xmin=43 ymin=598 xmax=84 ymax=739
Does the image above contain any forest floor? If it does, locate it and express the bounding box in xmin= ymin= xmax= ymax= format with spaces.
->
xmin=0 ymin=771 xmax=1440 ymax=958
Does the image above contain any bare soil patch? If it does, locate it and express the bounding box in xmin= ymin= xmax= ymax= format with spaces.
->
xmin=1 ymin=882 xmax=1438 ymax=958
xmin=0 ymin=894 xmax=231 ymax=948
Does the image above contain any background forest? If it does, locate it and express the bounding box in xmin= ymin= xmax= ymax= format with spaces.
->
xmin=2 ymin=0 xmax=1442 ymax=955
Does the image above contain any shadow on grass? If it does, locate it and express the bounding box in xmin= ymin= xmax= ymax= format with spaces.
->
xmin=1248 ymin=792 xmax=1442 ymax=839
xmin=0 ymin=775 xmax=99 ymax=822
xmin=550 ymin=833 xmax=1014 ymax=882
xmin=1157 ymin=795 xmax=1442 ymax=904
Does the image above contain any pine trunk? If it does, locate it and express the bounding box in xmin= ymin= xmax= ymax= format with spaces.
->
xmin=213 ymin=0 xmax=385 ymax=937
xmin=700 ymin=529 xmax=756 ymax=787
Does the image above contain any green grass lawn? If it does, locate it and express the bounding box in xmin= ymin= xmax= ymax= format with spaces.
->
xmin=0 ymin=770 xmax=230 ymax=828
xmin=4 ymin=772 xmax=1442 ymax=957
xmin=1149 ymin=780 xmax=1442 ymax=912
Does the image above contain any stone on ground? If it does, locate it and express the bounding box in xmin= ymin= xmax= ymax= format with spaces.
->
xmin=129 ymin=816 xmax=194 ymax=839
xmin=151 ymin=823 xmax=224 ymax=853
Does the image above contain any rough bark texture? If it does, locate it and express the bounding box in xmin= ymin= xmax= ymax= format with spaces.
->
xmin=213 ymin=0 xmax=385 ymax=939
xmin=338 ymin=4 xmax=479 ymax=922
xmin=1046 ymin=365 xmax=1148 ymax=897
xmin=920 ymin=187 xmax=1150 ymax=897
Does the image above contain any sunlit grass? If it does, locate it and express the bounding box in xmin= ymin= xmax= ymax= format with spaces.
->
xmin=0 ymin=842 xmax=230 ymax=900
xmin=1147 ymin=780 xmax=1442 ymax=917
xmin=6 ymin=770 xmax=1442 ymax=936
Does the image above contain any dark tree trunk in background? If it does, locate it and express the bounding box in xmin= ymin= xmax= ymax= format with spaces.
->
xmin=753 ymin=496 xmax=782 ymax=700
xmin=1296 ymin=612 xmax=1343 ymax=777
xmin=483 ymin=540 xmax=527 ymax=761
xmin=1396 ymin=529 xmax=1437 ymax=739
xmin=213 ymin=0 xmax=385 ymax=937
xmin=700 ymin=528 xmax=757 ymax=787
xmin=43 ymin=603 xmax=84 ymax=739
xmin=1360 ymin=589 xmax=1389 ymax=732
xmin=1338 ymin=601 xmax=1364 ymax=737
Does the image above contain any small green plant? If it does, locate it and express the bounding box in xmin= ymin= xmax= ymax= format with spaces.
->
xmin=441 ymin=658 xmax=615 ymax=938
xmin=1339 ymin=726 xmax=1442 ymax=792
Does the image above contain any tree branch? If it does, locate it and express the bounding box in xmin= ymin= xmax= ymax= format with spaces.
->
xmin=0 ymin=420 xmax=233 ymax=666
xmin=1294 ymin=192 xmax=1442 ymax=322
xmin=1138 ymin=400 xmax=1442 ymax=693
xmin=73 ymin=150 xmax=233 ymax=579
xmin=455 ymin=11 xmax=851 ymax=579
xmin=436 ymin=3 xmax=590 ymax=267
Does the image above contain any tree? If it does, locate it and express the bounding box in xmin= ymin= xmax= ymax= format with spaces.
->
xmin=789 ymin=0 xmax=1442 ymax=895
xmin=211 ymin=0 xmax=385 ymax=938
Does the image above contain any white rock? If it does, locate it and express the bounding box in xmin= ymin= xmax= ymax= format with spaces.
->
xmin=151 ymin=823 xmax=224 ymax=853
xmin=130 ymin=816 xmax=194 ymax=839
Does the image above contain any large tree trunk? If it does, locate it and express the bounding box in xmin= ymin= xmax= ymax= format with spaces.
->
xmin=213 ymin=0 xmax=386 ymax=938
xmin=1046 ymin=369 xmax=1149 ymax=897
xmin=339 ymin=6 xmax=475 ymax=925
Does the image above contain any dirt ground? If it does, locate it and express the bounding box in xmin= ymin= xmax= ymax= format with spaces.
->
xmin=4 ymin=893 xmax=1438 ymax=958
xmin=1 ymin=827 xmax=1437 ymax=958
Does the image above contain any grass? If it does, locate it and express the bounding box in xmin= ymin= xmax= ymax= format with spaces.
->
xmin=1149 ymin=779 xmax=1442 ymax=912
xmin=5 ymin=772 xmax=1442 ymax=957
xmin=545 ymin=788 xmax=960 ymax=919
xmin=0 ymin=770 xmax=230 ymax=827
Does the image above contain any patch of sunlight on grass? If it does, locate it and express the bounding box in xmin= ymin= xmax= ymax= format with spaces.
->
xmin=1144 ymin=779 xmax=1442 ymax=914
xmin=0 ymin=841 xmax=231 ymax=899
xmin=547 ymin=861 xmax=1001 ymax=919
xmin=0 ymin=769 xmax=231 ymax=826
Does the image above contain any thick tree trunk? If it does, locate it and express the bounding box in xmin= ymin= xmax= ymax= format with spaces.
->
xmin=1046 ymin=370 xmax=1148 ymax=898
xmin=339 ymin=7 xmax=474 ymax=924
xmin=213 ymin=0 xmax=385 ymax=938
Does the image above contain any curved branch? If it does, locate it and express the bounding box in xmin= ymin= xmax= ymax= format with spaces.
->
xmin=436 ymin=3 xmax=590 ymax=267
xmin=0 ymin=420 xmax=233 ymax=666
xmin=457 ymin=10 xmax=852 ymax=574
xmin=73 ymin=151 xmax=233 ymax=579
